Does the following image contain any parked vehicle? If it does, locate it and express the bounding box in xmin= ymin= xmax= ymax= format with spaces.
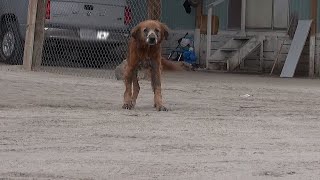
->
xmin=0 ymin=0 xmax=132 ymax=66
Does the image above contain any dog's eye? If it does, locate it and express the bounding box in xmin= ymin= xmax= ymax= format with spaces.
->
xmin=155 ymin=29 xmax=160 ymax=35
xmin=143 ymin=28 xmax=148 ymax=33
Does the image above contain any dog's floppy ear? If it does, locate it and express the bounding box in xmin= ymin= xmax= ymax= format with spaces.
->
xmin=160 ymin=23 xmax=169 ymax=40
xmin=130 ymin=25 xmax=141 ymax=40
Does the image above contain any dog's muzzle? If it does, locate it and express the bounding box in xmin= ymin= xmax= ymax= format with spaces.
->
xmin=146 ymin=32 xmax=157 ymax=45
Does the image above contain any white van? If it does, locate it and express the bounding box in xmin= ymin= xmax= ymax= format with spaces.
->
xmin=0 ymin=0 xmax=132 ymax=65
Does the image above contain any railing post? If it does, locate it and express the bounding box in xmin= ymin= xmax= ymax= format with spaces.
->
xmin=241 ymin=0 xmax=246 ymax=35
xmin=206 ymin=7 xmax=212 ymax=69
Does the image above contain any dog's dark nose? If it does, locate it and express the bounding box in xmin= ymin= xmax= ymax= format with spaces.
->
xmin=149 ymin=37 xmax=156 ymax=44
xmin=147 ymin=34 xmax=157 ymax=45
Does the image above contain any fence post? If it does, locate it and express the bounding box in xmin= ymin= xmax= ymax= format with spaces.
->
xmin=147 ymin=0 xmax=161 ymax=20
xmin=23 ymin=0 xmax=37 ymax=70
xmin=23 ymin=0 xmax=47 ymax=71
xmin=206 ymin=7 xmax=212 ymax=69
xmin=32 ymin=0 xmax=47 ymax=69
xmin=194 ymin=0 xmax=203 ymax=65
xmin=310 ymin=0 xmax=319 ymax=77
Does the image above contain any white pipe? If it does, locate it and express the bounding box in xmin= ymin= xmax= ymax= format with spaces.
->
xmin=241 ymin=0 xmax=246 ymax=34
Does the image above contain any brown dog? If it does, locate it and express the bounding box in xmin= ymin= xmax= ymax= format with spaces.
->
xmin=122 ymin=20 xmax=170 ymax=111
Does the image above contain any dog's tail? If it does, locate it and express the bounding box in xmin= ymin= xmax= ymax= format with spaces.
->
xmin=161 ymin=57 xmax=191 ymax=71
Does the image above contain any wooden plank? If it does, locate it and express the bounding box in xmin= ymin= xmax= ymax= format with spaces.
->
xmin=211 ymin=35 xmax=233 ymax=42
xmin=32 ymin=0 xmax=47 ymax=69
xmin=246 ymin=59 xmax=309 ymax=71
xmin=210 ymin=41 xmax=228 ymax=49
xmin=279 ymin=44 xmax=310 ymax=55
xmin=23 ymin=0 xmax=38 ymax=71
xmin=195 ymin=0 xmax=202 ymax=28
xmin=194 ymin=29 xmax=201 ymax=64
xmin=280 ymin=20 xmax=312 ymax=78
xmin=259 ymin=38 xmax=264 ymax=72
xmin=309 ymin=0 xmax=317 ymax=77
xmin=23 ymin=0 xmax=47 ymax=70
xmin=199 ymin=34 xmax=233 ymax=42
xmin=210 ymin=35 xmax=291 ymax=52
xmin=197 ymin=33 xmax=318 ymax=70
xmin=228 ymin=36 xmax=263 ymax=71
xmin=261 ymin=36 xmax=276 ymax=52
xmin=270 ymin=40 xmax=284 ymax=75
xmin=200 ymin=15 xmax=219 ymax=35
xmin=201 ymin=42 xmax=226 ymax=50
xmin=309 ymin=36 xmax=315 ymax=76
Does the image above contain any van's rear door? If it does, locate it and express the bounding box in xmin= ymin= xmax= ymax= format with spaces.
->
xmin=48 ymin=0 xmax=128 ymax=30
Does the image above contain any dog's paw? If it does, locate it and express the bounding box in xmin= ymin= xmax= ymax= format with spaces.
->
xmin=155 ymin=105 xmax=169 ymax=111
xmin=122 ymin=102 xmax=134 ymax=110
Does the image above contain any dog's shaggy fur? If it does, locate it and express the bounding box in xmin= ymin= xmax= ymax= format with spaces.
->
xmin=122 ymin=20 xmax=174 ymax=111
xmin=115 ymin=57 xmax=193 ymax=81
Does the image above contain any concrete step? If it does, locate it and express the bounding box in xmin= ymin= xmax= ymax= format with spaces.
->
xmin=233 ymin=36 xmax=251 ymax=40
xmin=227 ymin=36 xmax=265 ymax=71
xmin=220 ymin=48 xmax=238 ymax=52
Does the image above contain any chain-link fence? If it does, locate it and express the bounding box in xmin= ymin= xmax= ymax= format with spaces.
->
xmin=0 ymin=0 xmax=162 ymax=78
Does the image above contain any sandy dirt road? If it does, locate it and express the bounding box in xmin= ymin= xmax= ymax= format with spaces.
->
xmin=0 ymin=66 xmax=320 ymax=179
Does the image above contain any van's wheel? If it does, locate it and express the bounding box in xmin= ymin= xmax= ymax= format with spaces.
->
xmin=0 ymin=20 xmax=24 ymax=65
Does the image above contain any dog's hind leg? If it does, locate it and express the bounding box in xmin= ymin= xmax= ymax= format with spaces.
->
xmin=150 ymin=59 xmax=168 ymax=111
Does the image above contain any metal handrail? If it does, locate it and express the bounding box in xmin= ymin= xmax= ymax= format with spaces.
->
xmin=206 ymin=0 xmax=226 ymax=8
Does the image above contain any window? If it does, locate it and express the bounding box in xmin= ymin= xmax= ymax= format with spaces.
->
xmin=228 ymin=0 xmax=289 ymax=30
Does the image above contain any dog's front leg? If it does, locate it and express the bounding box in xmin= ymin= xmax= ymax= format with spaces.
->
xmin=123 ymin=64 xmax=136 ymax=110
xmin=150 ymin=59 xmax=168 ymax=111
xmin=131 ymin=69 xmax=140 ymax=107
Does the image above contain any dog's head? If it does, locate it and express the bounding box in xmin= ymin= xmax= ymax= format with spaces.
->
xmin=130 ymin=20 xmax=169 ymax=46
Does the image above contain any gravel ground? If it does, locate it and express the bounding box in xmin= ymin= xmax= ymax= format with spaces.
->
xmin=0 ymin=65 xmax=320 ymax=180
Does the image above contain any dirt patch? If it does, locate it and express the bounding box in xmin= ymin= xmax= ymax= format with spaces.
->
xmin=0 ymin=65 xmax=320 ymax=179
